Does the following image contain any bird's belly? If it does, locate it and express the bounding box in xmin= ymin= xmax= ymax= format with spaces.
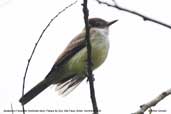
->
xmin=65 ymin=38 xmax=109 ymax=74
xmin=91 ymin=40 xmax=109 ymax=69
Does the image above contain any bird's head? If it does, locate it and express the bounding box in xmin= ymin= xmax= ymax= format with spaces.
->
xmin=88 ymin=18 xmax=118 ymax=29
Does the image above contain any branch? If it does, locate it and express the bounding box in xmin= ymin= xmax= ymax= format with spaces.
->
xmin=96 ymin=0 xmax=171 ymax=29
xmin=11 ymin=104 xmax=14 ymax=114
xmin=132 ymin=88 xmax=171 ymax=114
xmin=82 ymin=0 xmax=98 ymax=114
xmin=20 ymin=0 xmax=77 ymax=112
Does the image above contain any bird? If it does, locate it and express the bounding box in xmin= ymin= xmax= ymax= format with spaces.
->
xmin=19 ymin=18 xmax=118 ymax=105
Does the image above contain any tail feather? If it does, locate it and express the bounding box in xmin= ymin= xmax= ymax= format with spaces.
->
xmin=56 ymin=75 xmax=85 ymax=96
xmin=19 ymin=79 xmax=51 ymax=105
xmin=19 ymin=75 xmax=85 ymax=105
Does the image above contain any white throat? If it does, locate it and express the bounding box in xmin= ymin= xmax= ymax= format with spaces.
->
xmin=92 ymin=27 xmax=109 ymax=37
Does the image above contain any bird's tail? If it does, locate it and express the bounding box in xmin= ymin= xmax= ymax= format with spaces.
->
xmin=19 ymin=79 xmax=52 ymax=105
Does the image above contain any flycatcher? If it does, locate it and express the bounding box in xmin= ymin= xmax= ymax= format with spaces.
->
xmin=19 ymin=18 xmax=118 ymax=105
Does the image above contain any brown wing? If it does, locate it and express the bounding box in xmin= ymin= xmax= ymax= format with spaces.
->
xmin=55 ymin=29 xmax=97 ymax=66
xmin=45 ymin=30 xmax=97 ymax=95
xmin=55 ymin=32 xmax=86 ymax=66
xmin=46 ymin=31 xmax=86 ymax=77
xmin=46 ymin=29 xmax=96 ymax=78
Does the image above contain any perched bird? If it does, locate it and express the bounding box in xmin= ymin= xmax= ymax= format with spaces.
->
xmin=19 ymin=18 xmax=118 ymax=105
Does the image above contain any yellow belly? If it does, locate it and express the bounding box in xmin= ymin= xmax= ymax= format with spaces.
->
xmin=65 ymin=35 xmax=109 ymax=74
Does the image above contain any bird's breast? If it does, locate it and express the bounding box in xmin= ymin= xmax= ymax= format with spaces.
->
xmin=66 ymin=28 xmax=110 ymax=74
xmin=91 ymin=31 xmax=109 ymax=69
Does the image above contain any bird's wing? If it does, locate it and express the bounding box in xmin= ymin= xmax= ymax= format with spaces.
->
xmin=46 ymin=30 xmax=96 ymax=95
xmin=55 ymin=32 xmax=86 ymax=67
xmin=47 ymin=30 xmax=95 ymax=77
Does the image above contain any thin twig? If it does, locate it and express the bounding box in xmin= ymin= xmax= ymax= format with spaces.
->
xmin=96 ymin=0 xmax=171 ymax=29
xmin=132 ymin=88 xmax=171 ymax=114
xmin=11 ymin=104 xmax=14 ymax=114
xmin=82 ymin=0 xmax=98 ymax=114
xmin=20 ymin=0 xmax=77 ymax=112
xmin=22 ymin=106 xmax=25 ymax=114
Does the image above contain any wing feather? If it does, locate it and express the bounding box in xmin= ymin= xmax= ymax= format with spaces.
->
xmin=46 ymin=31 xmax=86 ymax=77
xmin=47 ymin=29 xmax=96 ymax=77
xmin=46 ymin=29 xmax=96 ymax=95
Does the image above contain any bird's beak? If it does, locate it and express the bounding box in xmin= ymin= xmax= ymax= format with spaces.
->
xmin=107 ymin=19 xmax=118 ymax=27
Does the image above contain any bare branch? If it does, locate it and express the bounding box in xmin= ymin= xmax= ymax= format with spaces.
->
xmin=132 ymin=88 xmax=171 ymax=114
xmin=11 ymin=104 xmax=14 ymax=114
xmin=82 ymin=0 xmax=98 ymax=114
xmin=20 ymin=0 xmax=77 ymax=112
xmin=22 ymin=106 xmax=25 ymax=114
xmin=96 ymin=0 xmax=171 ymax=29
